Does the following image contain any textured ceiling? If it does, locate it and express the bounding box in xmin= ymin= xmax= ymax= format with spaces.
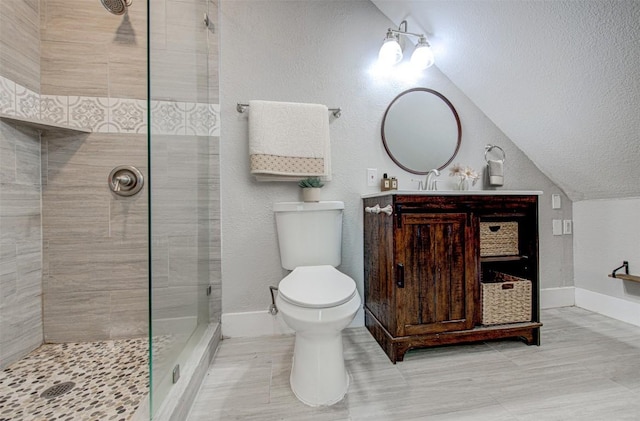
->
xmin=372 ymin=0 xmax=640 ymax=201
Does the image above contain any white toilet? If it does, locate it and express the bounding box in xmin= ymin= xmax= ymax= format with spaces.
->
xmin=273 ymin=201 xmax=361 ymax=407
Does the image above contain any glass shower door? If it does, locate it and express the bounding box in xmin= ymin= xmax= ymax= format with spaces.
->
xmin=148 ymin=0 xmax=218 ymax=416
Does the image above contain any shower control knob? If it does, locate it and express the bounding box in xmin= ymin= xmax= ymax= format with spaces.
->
xmin=108 ymin=165 xmax=144 ymax=197
xmin=114 ymin=174 xmax=133 ymax=191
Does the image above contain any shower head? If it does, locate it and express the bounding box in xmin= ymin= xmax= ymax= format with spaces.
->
xmin=101 ymin=0 xmax=132 ymax=15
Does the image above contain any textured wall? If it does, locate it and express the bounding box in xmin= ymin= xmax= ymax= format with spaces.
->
xmin=0 ymin=0 xmax=43 ymax=369
xmin=574 ymin=198 xmax=640 ymax=304
xmin=219 ymin=0 xmax=573 ymax=318
xmin=372 ymin=0 xmax=640 ymax=201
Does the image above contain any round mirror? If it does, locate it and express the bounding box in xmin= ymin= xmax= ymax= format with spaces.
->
xmin=381 ymin=88 xmax=461 ymax=175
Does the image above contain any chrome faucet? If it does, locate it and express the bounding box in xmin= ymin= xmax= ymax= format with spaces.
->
xmin=424 ymin=169 xmax=440 ymax=190
xmin=412 ymin=169 xmax=440 ymax=190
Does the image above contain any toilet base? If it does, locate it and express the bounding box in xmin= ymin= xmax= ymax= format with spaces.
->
xmin=289 ymin=331 xmax=349 ymax=407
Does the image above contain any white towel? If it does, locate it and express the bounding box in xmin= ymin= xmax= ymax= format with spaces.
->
xmin=487 ymin=159 xmax=504 ymax=186
xmin=249 ymin=100 xmax=331 ymax=181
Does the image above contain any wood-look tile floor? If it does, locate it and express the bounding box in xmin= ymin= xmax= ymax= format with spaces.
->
xmin=187 ymin=307 xmax=640 ymax=421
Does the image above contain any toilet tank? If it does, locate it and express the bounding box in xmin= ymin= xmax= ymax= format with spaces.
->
xmin=274 ymin=201 xmax=344 ymax=270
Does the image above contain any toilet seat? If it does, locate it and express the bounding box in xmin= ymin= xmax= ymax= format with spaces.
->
xmin=278 ymin=265 xmax=357 ymax=309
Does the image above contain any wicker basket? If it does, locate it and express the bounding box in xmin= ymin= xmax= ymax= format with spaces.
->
xmin=481 ymin=272 xmax=532 ymax=325
xmin=480 ymin=221 xmax=519 ymax=256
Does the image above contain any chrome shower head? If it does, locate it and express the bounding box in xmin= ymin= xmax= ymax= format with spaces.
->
xmin=101 ymin=0 xmax=132 ymax=15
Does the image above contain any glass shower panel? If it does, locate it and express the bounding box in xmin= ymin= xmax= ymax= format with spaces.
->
xmin=148 ymin=0 xmax=215 ymax=415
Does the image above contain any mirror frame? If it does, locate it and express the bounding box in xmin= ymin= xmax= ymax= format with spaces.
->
xmin=381 ymin=88 xmax=462 ymax=175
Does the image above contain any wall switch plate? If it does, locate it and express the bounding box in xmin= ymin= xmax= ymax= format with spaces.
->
xmin=367 ymin=168 xmax=377 ymax=186
xmin=552 ymin=194 xmax=561 ymax=209
xmin=552 ymin=219 xmax=563 ymax=236
xmin=563 ymin=220 xmax=572 ymax=235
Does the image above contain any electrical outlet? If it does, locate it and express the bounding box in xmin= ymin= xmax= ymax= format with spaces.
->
xmin=552 ymin=219 xmax=563 ymax=236
xmin=367 ymin=168 xmax=377 ymax=186
xmin=563 ymin=220 xmax=572 ymax=235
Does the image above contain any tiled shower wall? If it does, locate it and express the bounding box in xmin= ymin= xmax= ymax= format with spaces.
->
xmin=40 ymin=0 xmax=222 ymax=343
xmin=0 ymin=0 xmax=43 ymax=368
xmin=0 ymin=0 xmax=221 ymax=366
xmin=39 ymin=0 xmax=151 ymax=343
xmin=148 ymin=0 xmax=221 ymax=344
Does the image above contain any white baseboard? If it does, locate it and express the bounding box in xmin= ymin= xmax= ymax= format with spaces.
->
xmin=575 ymin=287 xmax=640 ymax=327
xmin=221 ymin=307 xmax=365 ymax=338
xmin=221 ymin=310 xmax=293 ymax=338
xmin=540 ymin=287 xmax=575 ymax=309
xmin=222 ymin=289 xmax=640 ymax=337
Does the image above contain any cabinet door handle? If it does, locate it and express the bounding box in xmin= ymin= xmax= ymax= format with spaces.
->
xmin=396 ymin=263 xmax=404 ymax=288
xmin=365 ymin=204 xmax=393 ymax=215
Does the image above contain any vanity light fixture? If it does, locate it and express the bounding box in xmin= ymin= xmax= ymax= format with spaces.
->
xmin=378 ymin=20 xmax=435 ymax=70
xmin=378 ymin=30 xmax=403 ymax=65
xmin=411 ymin=36 xmax=435 ymax=70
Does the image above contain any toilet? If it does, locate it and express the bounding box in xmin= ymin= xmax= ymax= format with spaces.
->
xmin=273 ymin=201 xmax=361 ymax=407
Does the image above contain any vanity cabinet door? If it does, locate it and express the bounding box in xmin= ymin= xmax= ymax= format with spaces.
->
xmin=395 ymin=212 xmax=475 ymax=336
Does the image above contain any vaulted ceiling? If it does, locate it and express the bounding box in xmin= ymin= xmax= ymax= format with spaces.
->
xmin=372 ymin=0 xmax=640 ymax=202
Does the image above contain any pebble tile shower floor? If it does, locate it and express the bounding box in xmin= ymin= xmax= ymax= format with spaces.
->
xmin=0 ymin=338 xmax=148 ymax=421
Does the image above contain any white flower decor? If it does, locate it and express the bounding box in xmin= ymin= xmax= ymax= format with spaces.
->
xmin=449 ymin=163 xmax=480 ymax=190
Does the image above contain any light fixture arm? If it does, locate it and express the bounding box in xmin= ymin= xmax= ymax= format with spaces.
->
xmin=378 ymin=20 xmax=435 ymax=70
xmin=388 ymin=28 xmax=425 ymax=39
xmin=387 ymin=20 xmax=427 ymax=42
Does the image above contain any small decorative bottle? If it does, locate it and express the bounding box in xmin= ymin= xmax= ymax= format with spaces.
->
xmin=381 ymin=173 xmax=391 ymax=191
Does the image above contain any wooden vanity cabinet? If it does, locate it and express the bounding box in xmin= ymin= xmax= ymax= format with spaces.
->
xmin=363 ymin=193 xmax=542 ymax=363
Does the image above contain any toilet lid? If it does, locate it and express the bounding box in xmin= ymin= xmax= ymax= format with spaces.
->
xmin=278 ymin=265 xmax=357 ymax=308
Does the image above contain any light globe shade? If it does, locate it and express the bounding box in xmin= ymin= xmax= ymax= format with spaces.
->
xmin=378 ymin=36 xmax=403 ymax=66
xmin=411 ymin=39 xmax=435 ymax=70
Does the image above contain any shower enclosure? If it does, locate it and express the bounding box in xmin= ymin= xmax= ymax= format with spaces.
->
xmin=0 ymin=0 xmax=220 ymax=419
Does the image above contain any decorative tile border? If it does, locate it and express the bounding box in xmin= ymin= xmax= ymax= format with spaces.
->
xmin=150 ymin=100 xmax=185 ymax=135
xmin=40 ymin=95 xmax=68 ymax=126
xmin=0 ymin=76 xmax=219 ymax=136
xmin=0 ymin=76 xmax=16 ymax=115
xmin=182 ymin=102 xmax=209 ymax=136
xmin=209 ymin=104 xmax=221 ymax=136
xmin=68 ymin=96 xmax=110 ymax=132
xmin=15 ymin=84 xmax=39 ymax=120
xmin=110 ymin=98 xmax=147 ymax=134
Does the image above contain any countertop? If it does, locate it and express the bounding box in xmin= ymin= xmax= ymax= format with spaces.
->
xmin=361 ymin=190 xmax=543 ymax=199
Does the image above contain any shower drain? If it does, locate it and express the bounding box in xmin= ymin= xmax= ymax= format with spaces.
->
xmin=40 ymin=381 xmax=75 ymax=399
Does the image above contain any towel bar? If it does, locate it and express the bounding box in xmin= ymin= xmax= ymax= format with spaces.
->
xmin=485 ymin=144 xmax=506 ymax=162
xmin=608 ymin=273 xmax=640 ymax=283
xmin=236 ymin=103 xmax=342 ymax=118
xmin=608 ymin=261 xmax=640 ymax=283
